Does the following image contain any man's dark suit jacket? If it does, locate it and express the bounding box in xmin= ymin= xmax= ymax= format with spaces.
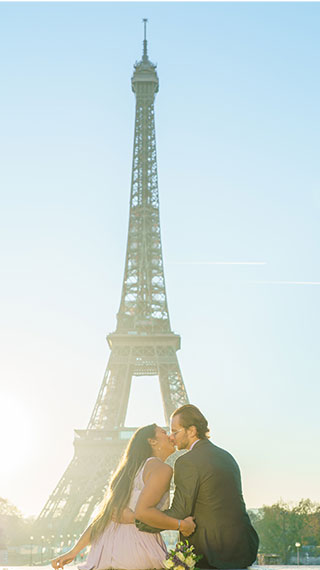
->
xmin=137 ymin=439 xmax=259 ymax=569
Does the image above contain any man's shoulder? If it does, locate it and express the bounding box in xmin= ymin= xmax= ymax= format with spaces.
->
xmin=174 ymin=450 xmax=193 ymax=471
xmin=175 ymin=439 xmax=213 ymax=467
xmin=190 ymin=437 xmax=214 ymax=456
xmin=176 ymin=439 xmax=239 ymax=468
xmin=208 ymin=441 xmax=240 ymax=466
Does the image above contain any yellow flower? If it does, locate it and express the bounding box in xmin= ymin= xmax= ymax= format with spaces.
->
xmin=163 ymin=560 xmax=174 ymax=569
xmin=174 ymin=565 xmax=185 ymax=570
xmin=176 ymin=552 xmax=185 ymax=562
xmin=185 ymin=556 xmax=196 ymax=568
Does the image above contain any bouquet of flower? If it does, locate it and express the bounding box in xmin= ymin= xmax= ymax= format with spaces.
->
xmin=163 ymin=540 xmax=202 ymax=570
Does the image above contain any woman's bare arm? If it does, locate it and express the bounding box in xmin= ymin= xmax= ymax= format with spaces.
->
xmin=51 ymin=525 xmax=91 ymax=568
xmin=120 ymin=459 xmax=195 ymax=536
xmin=135 ymin=460 xmax=181 ymax=531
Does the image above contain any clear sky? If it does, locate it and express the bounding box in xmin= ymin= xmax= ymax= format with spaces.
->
xmin=1 ymin=1 xmax=319 ymax=518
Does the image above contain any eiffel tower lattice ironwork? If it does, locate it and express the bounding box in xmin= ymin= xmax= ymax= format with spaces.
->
xmin=36 ymin=21 xmax=189 ymax=537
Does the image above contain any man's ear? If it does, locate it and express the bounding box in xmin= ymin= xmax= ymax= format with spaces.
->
xmin=188 ymin=425 xmax=197 ymax=438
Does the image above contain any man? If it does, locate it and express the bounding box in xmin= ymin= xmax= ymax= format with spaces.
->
xmin=135 ymin=404 xmax=259 ymax=569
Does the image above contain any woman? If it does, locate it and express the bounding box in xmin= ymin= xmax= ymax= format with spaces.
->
xmin=51 ymin=424 xmax=195 ymax=570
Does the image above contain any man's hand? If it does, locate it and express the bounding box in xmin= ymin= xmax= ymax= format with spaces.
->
xmin=180 ymin=516 xmax=196 ymax=537
xmin=112 ymin=507 xmax=135 ymax=524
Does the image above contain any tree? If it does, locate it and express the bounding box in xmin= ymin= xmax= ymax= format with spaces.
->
xmin=251 ymin=499 xmax=320 ymax=563
xmin=0 ymin=497 xmax=34 ymax=547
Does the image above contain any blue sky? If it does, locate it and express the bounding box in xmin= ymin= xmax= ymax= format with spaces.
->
xmin=1 ymin=2 xmax=319 ymax=517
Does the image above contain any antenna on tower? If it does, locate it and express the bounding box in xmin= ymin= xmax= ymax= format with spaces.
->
xmin=142 ymin=18 xmax=148 ymax=59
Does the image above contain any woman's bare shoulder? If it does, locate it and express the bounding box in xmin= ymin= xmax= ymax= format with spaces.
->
xmin=143 ymin=457 xmax=173 ymax=482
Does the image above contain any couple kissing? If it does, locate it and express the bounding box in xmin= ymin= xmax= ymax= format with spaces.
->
xmin=52 ymin=404 xmax=259 ymax=570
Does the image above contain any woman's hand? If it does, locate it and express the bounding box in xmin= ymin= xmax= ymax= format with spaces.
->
xmin=51 ymin=551 xmax=75 ymax=569
xmin=180 ymin=516 xmax=196 ymax=537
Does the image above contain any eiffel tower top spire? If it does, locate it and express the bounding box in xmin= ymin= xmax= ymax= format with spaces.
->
xmin=143 ymin=18 xmax=148 ymax=60
xmin=131 ymin=20 xmax=158 ymax=94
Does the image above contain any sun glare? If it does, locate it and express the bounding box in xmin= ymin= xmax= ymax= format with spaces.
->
xmin=1 ymin=392 xmax=33 ymax=476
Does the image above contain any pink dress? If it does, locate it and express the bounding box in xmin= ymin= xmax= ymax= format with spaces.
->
xmin=79 ymin=458 xmax=169 ymax=570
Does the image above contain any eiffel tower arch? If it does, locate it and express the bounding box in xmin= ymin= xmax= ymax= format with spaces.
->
xmin=36 ymin=22 xmax=189 ymax=537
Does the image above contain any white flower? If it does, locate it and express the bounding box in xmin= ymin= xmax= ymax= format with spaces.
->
xmin=176 ymin=551 xmax=185 ymax=562
xmin=185 ymin=556 xmax=196 ymax=568
xmin=163 ymin=560 xmax=174 ymax=569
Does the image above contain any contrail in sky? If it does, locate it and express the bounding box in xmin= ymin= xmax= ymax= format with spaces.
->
xmin=170 ymin=261 xmax=267 ymax=265
xmin=248 ymin=281 xmax=320 ymax=285
xmin=168 ymin=263 xmax=319 ymax=284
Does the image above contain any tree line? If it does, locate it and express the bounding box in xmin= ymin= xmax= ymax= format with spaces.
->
xmin=0 ymin=498 xmax=34 ymax=549
xmin=249 ymin=499 xmax=320 ymax=563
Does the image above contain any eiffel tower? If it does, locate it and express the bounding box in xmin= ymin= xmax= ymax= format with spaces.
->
xmin=36 ymin=21 xmax=189 ymax=537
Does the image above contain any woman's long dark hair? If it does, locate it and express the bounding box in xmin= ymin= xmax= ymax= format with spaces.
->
xmin=90 ymin=423 xmax=157 ymax=543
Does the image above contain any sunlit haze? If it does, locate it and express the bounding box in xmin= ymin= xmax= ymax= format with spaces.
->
xmin=1 ymin=2 xmax=319 ymax=518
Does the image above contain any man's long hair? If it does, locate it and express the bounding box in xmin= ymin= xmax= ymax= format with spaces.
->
xmin=172 ymin=404 xmax=210 ymax=439
xmin=90 ymin=423 xmax=156 ymax=543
